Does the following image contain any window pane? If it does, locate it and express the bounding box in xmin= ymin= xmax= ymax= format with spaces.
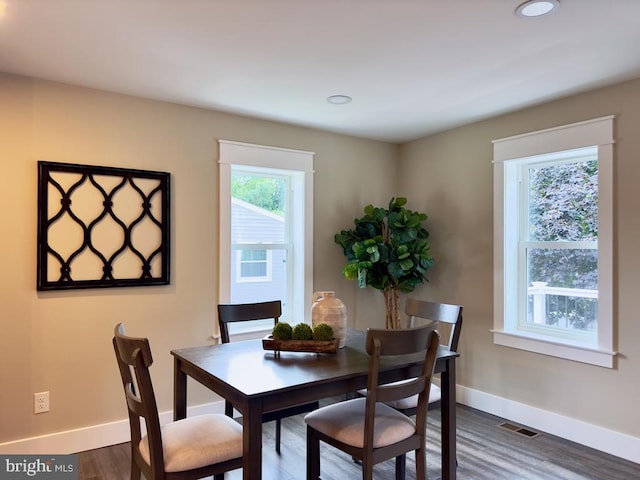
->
xmin=528 ymin=160 xmax=598 ymax=242
xmin=241 ymin=250 xmax=267 ymax=262
xmin=231 ymin=248 xmax=287 ymax=303
xmin=231 ymin=173 xmax=286 ymax=244
xmin=230 ymin=169 xmax=288 ymax=301
xmin=526 ymin=248 xmax=597 ymax=331
xmin=240 ymin=262 xmax=266 ymax=277
xmin=528 ymin=248 xmax=597 ymax=289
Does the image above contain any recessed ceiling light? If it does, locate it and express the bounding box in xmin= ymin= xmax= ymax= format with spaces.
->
xmin=327 ymin=95 xmax=352 ymax=105
xmin=516 ymin=0 xmax=559 ymax=18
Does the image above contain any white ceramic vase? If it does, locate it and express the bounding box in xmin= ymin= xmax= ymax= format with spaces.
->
xmin=311 ymin=291 xmax=347 ymax=348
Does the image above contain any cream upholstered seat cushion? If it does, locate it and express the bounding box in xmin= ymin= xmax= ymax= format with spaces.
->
xmin=357 ymin=381 xmax=441 ymax=410
xmin=139 ymin=414 xmax=243 ymax=473
xmin=304 ymin=398 xmax=415 ymax=449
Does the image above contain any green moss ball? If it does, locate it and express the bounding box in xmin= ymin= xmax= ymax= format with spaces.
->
xmin=312 ymin=323 xmax=334 ymax=341
xmin=272 ymin=321 xmax=293 ymax=340
xmin=292 ymin=323 xmax=313 ymax=340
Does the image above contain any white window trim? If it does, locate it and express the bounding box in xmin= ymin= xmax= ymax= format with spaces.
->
xmin=218 ymin=140 xmax=314 ymax=338
xmin=492 ymin=116 xmax=616 ymax=368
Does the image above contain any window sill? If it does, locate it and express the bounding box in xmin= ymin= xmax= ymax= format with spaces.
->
xmin=491 ymin=329 xmax=616 ymax=368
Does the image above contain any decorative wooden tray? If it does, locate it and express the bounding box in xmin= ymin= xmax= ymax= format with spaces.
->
xmin=262 ymin=335 xmax=338 ymax=354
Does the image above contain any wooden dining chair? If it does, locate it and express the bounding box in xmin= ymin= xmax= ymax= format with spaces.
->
xmin=217 ymin=300 xmax=320 ymax=454
xmin=112 ymin=323 xmax=243 ymax=480
xmin=385 ymin=298 xmax=463 ymax=415
xmin=305 ymin=324 xmax=440 ymax=480
xmin=355 ymin=299 xmax=463 ymax=417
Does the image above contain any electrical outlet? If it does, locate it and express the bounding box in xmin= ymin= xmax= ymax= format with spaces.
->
xmin=34 ymin=391 xmax=49 ymax=414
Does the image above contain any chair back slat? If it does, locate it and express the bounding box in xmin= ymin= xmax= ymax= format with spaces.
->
xmin=405 ymin=298 xmax=463 ymax=351
xmin=376 ymin=376 xmax=428 ymax=404
xmin=217 ymin=300 xmax=282 ymax=343
xmin=365 ymin=324 xmax=434 ymax=356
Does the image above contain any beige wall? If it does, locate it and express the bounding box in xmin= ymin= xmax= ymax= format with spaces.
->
xmin=2 ymin=70 xmax=639 ymax=450
xmin=399 ymin=77 xmax=640 ymax=438
xmin=0 ymin=73 xmax=398 ymax=444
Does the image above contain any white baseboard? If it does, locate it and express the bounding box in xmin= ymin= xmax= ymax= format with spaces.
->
xmin=457 ymin=385 xmax=640 ymax=464
xmin=3 ymin=388 xmax=639 ymax=466
xmin=0 ymin=401 xmax=225 ymax=455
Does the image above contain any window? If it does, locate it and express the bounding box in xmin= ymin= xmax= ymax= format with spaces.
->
xmin=492 ymin=116 xmax=615 ymax=367
xmin=219 ymin=141 xmax=314 ymax=338
xmin=237 ymin=249 xmax=271 ymax=282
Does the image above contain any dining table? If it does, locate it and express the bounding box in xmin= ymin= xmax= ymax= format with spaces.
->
xmin=171 ymin=329 xmax=459 ymax=480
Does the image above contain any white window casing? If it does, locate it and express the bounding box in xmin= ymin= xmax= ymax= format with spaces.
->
xmin=218 ymin=140 xmax=314 ymax=339
xmin=492 ymin=116 xmax=616 ymax=368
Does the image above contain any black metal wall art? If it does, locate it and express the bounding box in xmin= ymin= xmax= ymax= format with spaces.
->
xmin=37 ymin=161 xmax=170 ymax=290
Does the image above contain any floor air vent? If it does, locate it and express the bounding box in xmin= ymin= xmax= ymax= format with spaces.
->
xmin=498 ymin=422 xmax=540 ymax=438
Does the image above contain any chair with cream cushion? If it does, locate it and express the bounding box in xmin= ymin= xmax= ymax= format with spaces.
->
xmin=304 ymin=324 xmax=440 ymax=480
xmin=112 ymin=323 xmax=243 ymax=480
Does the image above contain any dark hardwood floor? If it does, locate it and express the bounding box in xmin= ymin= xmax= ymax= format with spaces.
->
xmin=77 ymin=402 xmax=639 ymax=479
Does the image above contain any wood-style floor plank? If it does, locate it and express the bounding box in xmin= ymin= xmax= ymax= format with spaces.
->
xmin=77 ymin=403 xmax=639 ymax=479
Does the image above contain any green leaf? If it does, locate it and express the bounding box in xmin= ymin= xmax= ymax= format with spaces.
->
xmin=387 ymin=262 xmax=404 ymax=279
xmin=364 ymin=204 xmax=375 ymax=216
xmin=398 ymin=277 xmax=422 ymax=293
xmin=389 ymin=197 xmax=407 ymax=210
xmin=352 ymin=242 xmax=366 ymax=258
xmin=399 ymin=258 xmax=414 ymax=270
xmin=378 ymin=245 xmax=390 ymax=262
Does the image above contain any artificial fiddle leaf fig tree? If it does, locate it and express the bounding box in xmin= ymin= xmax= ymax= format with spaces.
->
xmin=334 ymin=197 xmax=434 ymax=329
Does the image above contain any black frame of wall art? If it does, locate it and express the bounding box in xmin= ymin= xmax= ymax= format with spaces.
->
xmin=37 ymin=161 xmax=170 ymax=291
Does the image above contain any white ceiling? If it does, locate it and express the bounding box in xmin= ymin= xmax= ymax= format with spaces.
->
xmin=1 ymin=0 xmax=640 ymax=143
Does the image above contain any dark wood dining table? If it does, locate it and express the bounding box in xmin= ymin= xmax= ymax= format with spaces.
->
xmin=171 ymin=329 xmax=459 ymax=480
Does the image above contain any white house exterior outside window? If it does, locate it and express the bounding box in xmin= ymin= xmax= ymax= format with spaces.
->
xmin=492 ymin=116 xmax=615 ymax=368
xmin=237 ymin=249 xmax=272 ymax=282
xmin=218 ymin=140 xmax=314 ymax=339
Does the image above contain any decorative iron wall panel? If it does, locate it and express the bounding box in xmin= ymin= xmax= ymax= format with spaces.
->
xmin=37 ymin=161 xmax=170 ymax=290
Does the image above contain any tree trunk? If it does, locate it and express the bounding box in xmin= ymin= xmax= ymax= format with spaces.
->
xmin=383 ymin=289 xmax=393 ymax=329
xmin=393 ymin=286 xmax=401 ymax=329
xmin=383 ymin=286 xmax=403 ymax=329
